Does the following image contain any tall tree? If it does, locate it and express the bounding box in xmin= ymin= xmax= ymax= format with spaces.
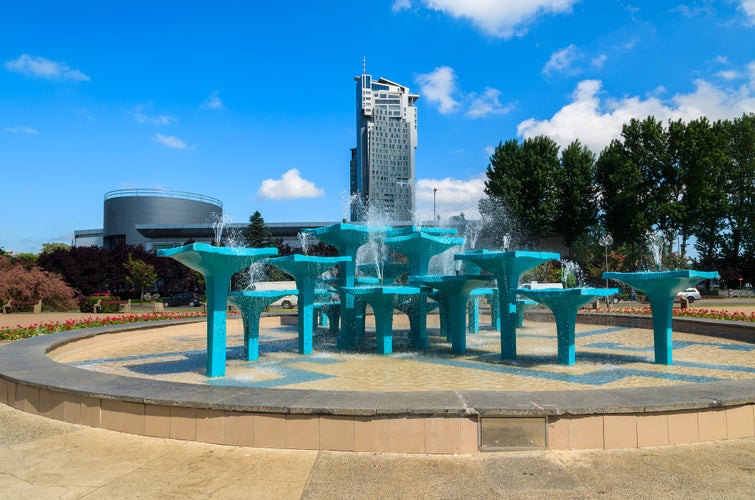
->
xmin=554 ymin=140 xmax=598 ymax=248
xmin=245 ymin=211 xmax=275 ymax=248
xmin=484 ymin=136 xmax=560 ymax=248
xmin=723 ymin=113 xmax=755 ymax=260
xmin=595 ymin=139 xmax=649 ymax=266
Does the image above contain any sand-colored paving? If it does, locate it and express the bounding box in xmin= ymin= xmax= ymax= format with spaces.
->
xmin=50 ymin=312 xmax=755 ymax=392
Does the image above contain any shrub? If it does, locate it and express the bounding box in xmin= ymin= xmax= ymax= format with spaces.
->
xmin=0 ymin=258 xmax=76 ymax=311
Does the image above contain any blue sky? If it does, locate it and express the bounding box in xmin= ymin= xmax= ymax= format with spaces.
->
xmin=2 ymin=1 xmax=754 ymax=254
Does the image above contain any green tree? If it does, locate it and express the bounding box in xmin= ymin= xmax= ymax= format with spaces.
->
xmin=483 ymin=136 xmax=560 ymax=248
xmin=595 ymin=139 xmax=650 ymax=266
xmin=554 ymin=140 xmax=598 ymax=248
xmin=124 ymin=254 xmax=158 ymax=302
xmin=723 ymin=113 xmax=755 ymax=260
xmin=245 ymin=211 xmax=275 ymax=248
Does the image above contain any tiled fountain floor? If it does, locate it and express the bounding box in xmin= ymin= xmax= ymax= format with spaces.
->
xmin=52 ymin=315 xmax=755 ymax=392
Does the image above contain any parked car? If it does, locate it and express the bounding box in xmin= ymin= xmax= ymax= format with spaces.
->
xmin=676 ymin=288 xmax=702 ymax=303
xmin=163 ymin=292 xmax=202 ymax=307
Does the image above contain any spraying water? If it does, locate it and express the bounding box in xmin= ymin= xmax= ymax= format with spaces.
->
xmin=298 ymin=232 xmax=313 ymax=255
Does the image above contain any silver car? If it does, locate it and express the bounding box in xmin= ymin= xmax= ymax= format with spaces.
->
xmin=676 ymin=288 xmax=702 ymax=303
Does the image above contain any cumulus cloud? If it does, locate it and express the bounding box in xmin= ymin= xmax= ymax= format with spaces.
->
xmin=201 ymin=90 xmax=223 ymax=109
xmin=392 ymin=0 xmax=412 ymax=12
xmin=543 ymin=44 xmax=581 ymax=76
xmin=415 ymin=66 xmax=460 ymax=114
xmin=740 ymin=0 xmax=755 ymax=24
xmin=416 ymin=66 xmax=513 ymax=118
xmin=257 ymin=169 xmax=325 ymax=200
xmin=4 ymin=54 xmax=90 ymax=82
xmin=134 ymin=104 xmax=175 ymax=125
xmin=3 ymin=125 xmax=38 ymax=135
xmin=420 ymin=0 xmax=579 ymax=38
xmin=415 ymin=175 xmax=486 ymax=220
xmin=466 ymin=88 xmax=514 ymax=118
xmin=517 ymin=70 xmax=755 ymax=153
xmin=151 ymin=133 xmax=187 ymax=149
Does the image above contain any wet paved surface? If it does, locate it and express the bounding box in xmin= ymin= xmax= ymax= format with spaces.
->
xmin=52 ymin=315 xmax=755 ymax=392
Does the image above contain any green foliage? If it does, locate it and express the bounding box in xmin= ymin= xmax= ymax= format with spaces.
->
xmin=554 ymin=140 xmax=598 ymax=247
xmin=124 ymin=254 xmax=158 ymax=302
xmin=245 ymin=211 xmax=275 ymax=248
xmin=484 ymin=136 xmax=560 ymax=248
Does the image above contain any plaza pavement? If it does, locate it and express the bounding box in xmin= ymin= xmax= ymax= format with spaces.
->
xmin=1 ymin=307 xmax=754 ymax=498
xmin=1 ymin=403 xmax=753 ymax=499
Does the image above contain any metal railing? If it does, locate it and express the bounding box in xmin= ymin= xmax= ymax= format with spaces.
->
xmin=104 ymin=189 xmax=222 ymax=208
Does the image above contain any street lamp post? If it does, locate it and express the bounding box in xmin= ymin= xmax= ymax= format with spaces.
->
xmin=599 ymin=233 xmax=613 ymax=288
xmin=433 ymin=187 xmax=437 ymax=221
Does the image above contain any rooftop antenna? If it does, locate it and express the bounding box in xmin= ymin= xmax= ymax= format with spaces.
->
xmin=363 ymin=56 xmax=366 ymax=74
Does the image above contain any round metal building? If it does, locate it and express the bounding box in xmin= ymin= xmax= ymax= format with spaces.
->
xmin=103 ymin=189 xmax=223 ymax=249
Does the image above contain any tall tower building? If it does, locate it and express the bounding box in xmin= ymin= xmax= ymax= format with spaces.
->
xmin=351 ymin=70 xmax=419 ymax=221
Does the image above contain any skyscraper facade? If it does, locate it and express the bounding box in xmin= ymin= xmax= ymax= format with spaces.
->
xmin=351 ymin=71 xmax=418 ymax=221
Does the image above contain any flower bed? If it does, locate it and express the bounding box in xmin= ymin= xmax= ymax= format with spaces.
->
xmin=583 ymin=306 xmax=755 ymax=322
xmin=0 ymin=311 xmax=209 ymax=341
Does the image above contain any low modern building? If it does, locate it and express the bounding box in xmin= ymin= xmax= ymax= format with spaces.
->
xmin=74 ymin=189 xmax=337 ymax=252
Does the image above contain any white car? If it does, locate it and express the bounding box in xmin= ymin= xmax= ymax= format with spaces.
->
xmin=676 ymin=288 xmax=702 ymax=303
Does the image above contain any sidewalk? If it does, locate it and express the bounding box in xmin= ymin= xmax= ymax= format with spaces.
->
xmin=1 ymin=403 xmax=753 ymax=499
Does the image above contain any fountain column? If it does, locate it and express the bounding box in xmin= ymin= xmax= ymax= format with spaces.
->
xmin=302 ymin=223 xmax=389 ymax=349
xmin=603 ymin=270 xmax=718 ymax=364
xmin=456 ymin=250 xmax=559 ymax=360
xmin=267 ymin=254 xmax=351 ymax=354
xmin=157 ymin=243 xmax=278 ymax=377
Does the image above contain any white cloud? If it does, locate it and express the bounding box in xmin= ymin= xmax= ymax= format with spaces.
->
xmin=257 ymin=168 xmax=325 ymax=200
xmin=717 ymin=70 xmax=741 ymax=81
xmin=543 ymin=44 xmax=581 ymax=76
xmin=201 ymin=90 xmax=223 ymax=109
xmin=592 ymin=54 xmax=608 ymax=69
xmin=421 ymin=0 xmax=579 ymax=38
xmin=740 ymin=0 xmax=755 ymax=24
xmin=415 ymin=175 xmax=486 ymax=220
xmin=416 ymin=66 xmax=513 ymax=118
xmin=392 ymin=0 xmax=412 ymax=12
xmin=466 ymin=88 xmax=514 ymax=118
xmin=3 ymin=125 xmax=38 ymax=135
xmin=517 ymin=71 xmax=755 ymax=153
xmin=4 ymin=54 xmax=89 ymax=82
xmin=415 ymin=66 xmax=460 ymax=114
xmin=151 ymin=133 xmax=187 ymax=149
xmin=134 ymin=104 xmax=175 ymax=125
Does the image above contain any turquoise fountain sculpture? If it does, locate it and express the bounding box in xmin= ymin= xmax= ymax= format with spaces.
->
xmin=410 ymin=274 xmax=490 ymax=354
xmin=384 ymin=229 xmax=465 ymax=348
xmin=516 ymin=287 xmax=618 ymax=365
xmin=602 ymin=270 xmax=719 ymax=364
xmin=228 ymin=289 xmax=296 ymax=361
xmin=455 ymin=250 xmax=560 ymax=359
xmin=266 ymin=253 xmax=351 ymax=354
xmin=302 ymin=223 xmax=389 ymax=348
xmin=340 ymin=285 xmax=421 ymax=354
xmin=157 ymin=242 xmax=278 ymax=377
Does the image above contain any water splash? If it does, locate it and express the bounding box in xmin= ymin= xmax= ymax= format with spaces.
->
xmin=646 ymin=230 xmax=666 ymax=271
xmin=464 ymin=220 xmax=482 ymax=251
xmin=298 ymin=232 xmax=313 ymax=255
xmin=560 ymin=259 xmax=585 ymax=288
xmin=210 ymin=213 xmax=241 ymax=246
